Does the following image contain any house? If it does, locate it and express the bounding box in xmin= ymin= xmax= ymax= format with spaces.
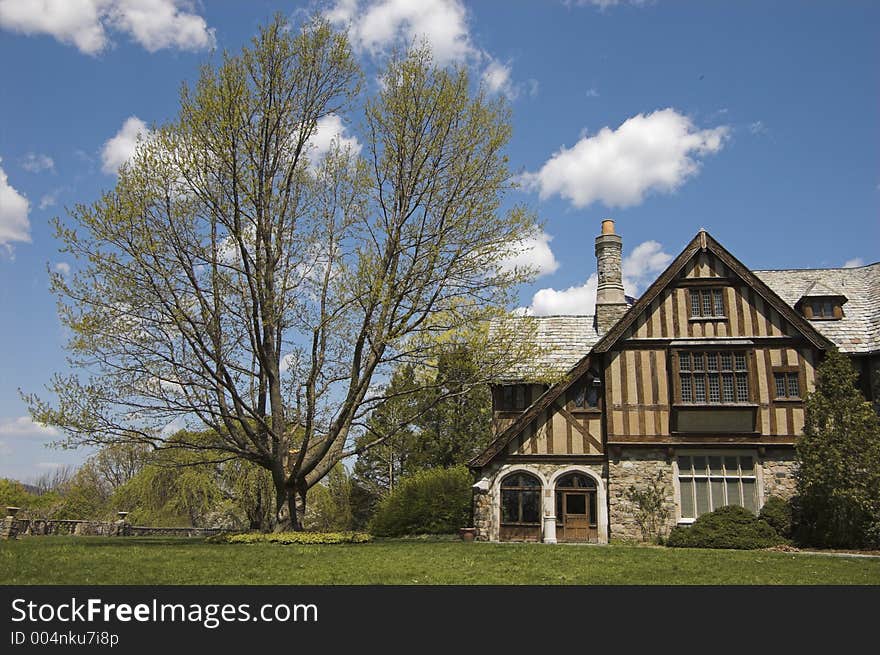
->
xmin=469 ymin=220 xmax=879 ymax=543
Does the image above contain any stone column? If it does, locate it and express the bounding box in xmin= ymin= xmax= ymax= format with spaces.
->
xmin=543 ymin=490 xmax=557 ymax=544
xmin=542 ymin=515 xmax=557 ymax=544
xmin=1 ymin=506 xmax=21 ymax=541
xmin=112 ymin=511 xmax=131 ymax=537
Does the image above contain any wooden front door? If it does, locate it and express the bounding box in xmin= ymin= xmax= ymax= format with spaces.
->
xmin=559 ymin=491 xmax=598 ymax=542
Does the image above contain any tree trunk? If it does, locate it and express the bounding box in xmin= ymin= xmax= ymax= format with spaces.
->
xmin=274 ymin=478 xmax=308 ymax=532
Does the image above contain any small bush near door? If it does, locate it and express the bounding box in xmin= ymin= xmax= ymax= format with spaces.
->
xmin=369 ymin=466 xmax=472 ymax=537
xmin=667 ymin=505 xmax=786 ymax=550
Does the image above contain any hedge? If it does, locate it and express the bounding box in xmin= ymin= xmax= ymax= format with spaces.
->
xmin=369 ymin=465 xmax=472 ymax=537
xmin=667 ymin=505 xmax=786 ymax=550
xmin=221 ymin=532 xmax=372 ymax=545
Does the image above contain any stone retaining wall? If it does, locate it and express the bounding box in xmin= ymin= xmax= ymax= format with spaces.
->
xmin=8 ymin=518 xmax=223 ymax=538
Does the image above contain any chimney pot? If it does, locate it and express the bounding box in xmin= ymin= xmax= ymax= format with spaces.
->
xmin=601 ymin=219 xmax=615 ymax=235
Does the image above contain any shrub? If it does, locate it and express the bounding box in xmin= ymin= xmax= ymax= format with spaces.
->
xmin=667 ymin=505 xmax=785 ymax=550
xmin=224 ymin=532 xmax=372 ymax=545
xmin=795 ymin=349 xmax=880 ymax=549
xmin=758 ymin=496 xmax=793 ymax=539
xmin=368 ymin=466 xmax=472 ymax=537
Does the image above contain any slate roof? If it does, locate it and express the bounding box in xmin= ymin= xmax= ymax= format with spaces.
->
xmin=755 ymin=262 xmax=880 ymax=355
xmin=488 ymin=315 xmax=600 ymax=381
xmin=492 ymin=263 xmax=878 ymax=383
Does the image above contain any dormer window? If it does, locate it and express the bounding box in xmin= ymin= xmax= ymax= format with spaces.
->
xmin=795 ymin=282 xmax=847 ymax=321
xmin=802 ymin=298 xmax=843 ymax=320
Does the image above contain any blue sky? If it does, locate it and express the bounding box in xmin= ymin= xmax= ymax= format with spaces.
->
xmin=0 ymin=0 xmax=877 ymax=481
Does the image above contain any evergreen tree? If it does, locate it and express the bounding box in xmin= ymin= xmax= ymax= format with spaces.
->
xmin=795 ymin=349 xmax=880 ymax=548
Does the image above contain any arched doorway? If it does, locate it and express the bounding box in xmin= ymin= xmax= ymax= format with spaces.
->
xmin=555 ymin=472 xmax=598 ymax=542
xmin=499 ymin=471 xmax=542 ymax=542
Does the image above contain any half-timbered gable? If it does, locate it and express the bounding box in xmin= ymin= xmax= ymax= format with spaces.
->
xmin=470 ymin=221 xmax=875 ymax=545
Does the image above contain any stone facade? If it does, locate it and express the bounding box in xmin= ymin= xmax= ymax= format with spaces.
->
xmin=760 ymin=449 xmax=799 ymax=501
xmin=607 ymin=449 xmax=678 ymax=542
xmin=473 ymin=461 xmax=609 ymax=543
xmin=474 ymin=448 xmax=801 ymax=544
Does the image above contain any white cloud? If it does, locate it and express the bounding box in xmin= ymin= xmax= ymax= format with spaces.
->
xmin=0 ymin=158 xmax=31 ymax=249
xmin=842 ymin=258 xmax=864 ymax=268
xmin=749 ymin=120 xmax=767 ymax=135
xmin=160 ymin=416 xmax=186 ymax=437
xmin=622 ymin=239 xmax=672 ymax=290
xmin=524 ymin=239 xmax=671 ymax=315
xmin=527 ymin=79 xmax=539 ymax=97
xmin=39 ymin=190 xmax=59 ymax=209
xmin=585 ymin=87 xmax=600 ymax=98
xmin=0 ymin=416 xmax=59 ymax=438
xmin=499 ymin=229 xmax=559 ymax=278
xmin=573 ymin=0 xmax=650 ymax=8
xmin=101 ymin=116 xmax=152 ymax=175
xmin=53 ymin=261 xmax=71 ymax=275
xmin=482 ymin=58 xmax=518 ymax=98
xmin=308 ymin=113 xmax=362 ymax=162
xmin=327 ymin=0 xmax=477 ymax=65
xmin=21 ymin=152 xmax=55 ymax=173
xmin=528 ymin=274 xmax=599 ymax=315
xmin=0 ymin=0 xmax=215 ymax=55
xmin=0 ymin=440 xmax=10 ymax=456
xmin=521 ymin=108 xmax=729 ymax=209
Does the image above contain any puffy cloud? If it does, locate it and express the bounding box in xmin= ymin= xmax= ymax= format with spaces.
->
xmin=21 ymin=152 xmax=55 ymax=173
xmin=53 ymin=261 xmax=71 ymax=275
xmin=842 ymin=258 xmax=864 ymax=268
xmin=0 ymin=0 xmax=215 ymax=55
xmin=528 ymin=274 xmax=599 ymax=316
xmin=524 ymin=239 xmax=672 ymax=315
xmin=521 ymin=108 xmax=729 ymax=209
xmin=39 ymin=190 xmax=59 ymax=209
xmin=101 ymin=116 xmax=151 ymax=175
xmin=499 ymin=229 xmax=560 ymax=278
xmin=0 ymin=158 xmax=31 ymax=249
xmin=327 ymin=0 xmax=476 ymax=65
xmin=308 ymin=113 xmax=362 ymax=161
xmin=572 ymin=0 xmax=651 ymax=8
xmin=481 ymin=58 xmax=517 ymax=98
xmin=0 ymin=416 xmax=59 ymax=438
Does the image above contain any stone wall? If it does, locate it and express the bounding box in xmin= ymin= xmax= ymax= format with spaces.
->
xmin=472 ymin=461 xmax=608 ymax=543
xmin=607 ymin=449 xmax=677 ymax=542
xmin=760 ymin=449 xmax=798 ymax=501
xmin=9 ymin=518 xmax=223 ymax=538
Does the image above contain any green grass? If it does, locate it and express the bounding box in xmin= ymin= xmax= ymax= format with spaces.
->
xmin=2 ymin=537 xmax=879 ymax=584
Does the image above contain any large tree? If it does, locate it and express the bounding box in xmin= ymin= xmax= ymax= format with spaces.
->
xmin=795 ymin=349 xmax=880 ymax=548
xmin=27 ymin=15 xmax=538 ymax=529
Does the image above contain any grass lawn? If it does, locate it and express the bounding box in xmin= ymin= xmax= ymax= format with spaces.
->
xmin=2 ymin=536 xmax=880 ymax=585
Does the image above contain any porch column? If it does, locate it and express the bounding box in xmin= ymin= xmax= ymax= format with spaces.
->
xmin=543 ymin=491 xmax=557 ymax=544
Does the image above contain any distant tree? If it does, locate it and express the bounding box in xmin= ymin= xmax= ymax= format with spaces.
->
xmin=354 ymin=348 xmax=493 ymax=497
xmin=795 ymin=349 xmax=880 ymax=548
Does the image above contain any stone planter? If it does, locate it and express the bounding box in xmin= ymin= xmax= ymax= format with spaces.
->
xmin=459 ymin=527 xmax=477 ymax=542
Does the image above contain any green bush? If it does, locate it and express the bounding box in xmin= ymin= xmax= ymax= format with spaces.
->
xmin=224 ymin=532 xmax=372 ymax=545
xmin=368 ymin=466 xmax=472 ymax=537
xmin=667 ymin=505 xmax=785 ymax=550
xmin=758 ymin=496 xmax=793 ymax=539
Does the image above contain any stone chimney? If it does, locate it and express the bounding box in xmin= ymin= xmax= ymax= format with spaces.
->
xmin=595 ymin=219 xmax=628 ymax=334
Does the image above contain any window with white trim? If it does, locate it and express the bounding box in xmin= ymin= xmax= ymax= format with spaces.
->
xmin=677 ymin=454 xmax=758 ymax=520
